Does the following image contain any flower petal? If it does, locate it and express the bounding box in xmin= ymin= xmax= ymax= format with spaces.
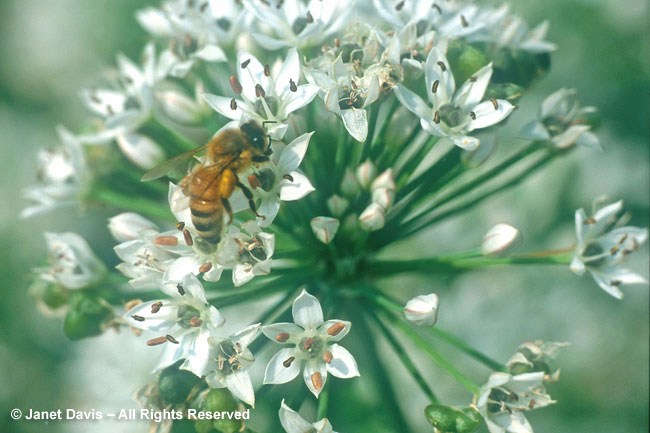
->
xmin=276 ymin=48 xmax=300 ymax=96
xmin=264 ymin=348 xmax=301 ymax=384
xmin=326 ymin=344 xmax=360 ymax=378
xmin=453 ymin=63 xmax=493 ymax=111
xmin=225 ymin=370 xmax=255 ymax=407
xmin=303 ymin=360 xmax=327 ymax=398
xmin=292 ymin=289 xmax=324 ymax=329
xmin=262 ymin=323 xmax=304 ymax=343
xmin=283 ymin=84 xmax=319 ymax=116
xmin=279 ymin=171 xmax=315 ymax=201
xmin=341 ymin=108 xmax=368 ymax=142
xmin=394 ymin=84 xmax=433 ymax=120
xmin=318 ymin=320 xmax=351 ymax=342
xmin=279 ymin=400 xmax=314 ymax=433
xmin=203 ymin=93 xmax=244 ymax=121
xmin=278 ymin=132 xmax=313 ymax=171
xmin=468 ymin=99 xmax=514 ymax=131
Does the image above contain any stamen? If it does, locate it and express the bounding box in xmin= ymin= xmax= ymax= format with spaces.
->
xmin=147 ymin=336 xmax=167 ymax=346
xmin=289 ymin=78 xmax=298 ymax=92
xmin=306 ymin=11 xmax=314 ymax=24
xmin=276 ymin=332 xmax=290 ymax=342
xmin=132 ymin=315 xmax=145 ymax=322
xmin=248 ymin=174 xmax=262 ymax=190
xmin=255 ymin=84 xmax=266 ymax=98
xmin=177 ymin=284 xmax=185 ymax=296
xmin=322 ymin=350 xmax=333 ymax=363
xmin=200 ymin=2 xmax=209 ymax=12
xmin=610 ymin=245 xmax=619 ymax=255
xmin=283 ymin=174 xmax=294 ymax=182
xmin=155 ymin=236 xmax=178 ymax=246
xmin=395 ymin=1 xmax=405 ymax=11
xmin=241 ymin=59 xmax=251 ymax=69
xmin=619 ymin=234 xmax=628 ymax=244
xmin=189 ymin=317 xmax=203 ymax=327
xmin=166 ymin=334 xmax=179 ymax=344
xmin=470 ymin=75 xmax=478 ymax=82
xmin=283 ymin=356 xmax=295 ymax=368
xmin=264 ymin=64 xmax=271 ymax=77
xmin=434 ymin=110 xmax=441 ymax=124
xmin=230 ymin=76 xmax=242 ymax=94
xmin=311 ymin=371 xmax=323 ymax=390
xmin=460 ymin=15 xmax=469 ymax=27
xmin=351 ymin=80 xmax=358 ymax=90
xmin=436 ymin=61 xmax=446 ymax=71
xmin=230 ymin=98 xmax=238 ymax=110
xmin=183 ymin=229 xmax=193 ymax=246
xmin=490 ymin=97 xmax=499 ymax=110
xmin=199 ymin=262 xmax=213 ymax=273
xmin=610 ymin=280 xmax=621 ymax=286
xmin=431 ymin=79 xmax=439 ymax=93
xmin=584 ymin=218 xmax=596 ymax=224
xmin=432 ymin=3 xmax=442 ymax=13
xmin=151 ymin=302 xmax=163 ymax=314
xmin=327 ymin=322 xmax=345 ymax=336
xmin=303 ymin=337 xmax=314 ymax=350
xmin=470 ymin=111 xmax=476 ymax=120
xmin=334 ymin=37 xmax=341 ymax=48
xmin=528 ymin=400 xmax=536 ymax=409
xmin=176 ymin=221 xmax=185 ymax=231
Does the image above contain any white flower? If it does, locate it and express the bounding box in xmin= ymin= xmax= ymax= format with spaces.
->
xmin=395 ymin=44 xmax=514 ymax=151
xmin=204 ymin=49 xmax=318 ymax=140
xmin=206 ymin=324 xmax=260 ymax=407
xmin=522 ymin=88 xmax=600 ymax=150
xmin=570 ymin=200 xmax=648 ymax=299
xmin=244 ymin=0 xmax=349 ymax=50
xmin=482 ymin=223 xmax=523 ymax=257
xmin=506 ymin=340 xmax=568 ymax=381
xmin=22 ymin=126 xmax=87 ymax=218
xmin=403 ymin=293 xmax=439 ymax=327
xmin=477 ymin=372 xmax=554 ymax=433
xmin=279 ymin=400 xmax=338 ymax=433
xmin=124 ymin=274 xmax=225 ymax=377
xmin=305 ymin=55 xmax=380 ymax=142
xmin=38 ymin=232 xmax=105 ymax=290
xmin=355 ymin=159 xmax=377 ymax=189
xmin=310 ymin=217 xmax=340 ymax=244
xmin=262 ymin=290 xmax=359 ymax=398
xmin=372 ymin=0 xmax=463 ymax=32
xmin=216 ymin=221 xmax=275 ymax=286
xmin=326 ymin=195 xmax=349 ymax=217
xmin=245 ymin=132 xmax=315 ymax=225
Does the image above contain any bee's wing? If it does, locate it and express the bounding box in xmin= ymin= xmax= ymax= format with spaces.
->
xmin=141 ymin=145 xmax=208 ymax=182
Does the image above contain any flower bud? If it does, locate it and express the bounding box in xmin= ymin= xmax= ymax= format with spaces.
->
xmin=310 ymin=217 xmax=340 ymax=244
xmin=424 ymin=404 xmax=482 ymax=433
xmin=326 ymin=195 xmax=349 ymax=217
xmin=485 ymin=82 xmax=525 ymax=104
xmin=158 ymin=361 xmax=201 ymax=404
xmin=157 ymin=90 xmax=204 ymax=125
xmin=404 ymin=293 xmax=439 ymax=326
xmin=371 ymin=169 xmax=395 ymax=191
xmin=340 ymin=168 xmax=360 ymax=197
xmin=372 ymin=187 xmax=395 ymax=210
xmin=481 ymin=223 xmax=523 ymax=257
xmin=116 ymin=133 xmax=165 ymax=170
xmin=203 ymin=389 xmax=243 ymax=433
xmin=63 ymin=294 xmax=113 ymax=340
xmin=356 ymin=159 xmax=377 ymax=189
xmin=42 ymin=283 xmax=69 ymax=310
xmin=358 ymin=203 xmax=385 ymax=231
xmin=108 ymin=212 xmax=158 ymax=242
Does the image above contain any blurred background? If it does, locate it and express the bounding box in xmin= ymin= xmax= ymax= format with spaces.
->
xmin=0 ymin=1 xmax=647 ymax=432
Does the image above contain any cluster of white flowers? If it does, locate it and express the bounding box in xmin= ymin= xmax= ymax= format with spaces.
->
xmin=21 ymin=0 xmax=648 ymax=432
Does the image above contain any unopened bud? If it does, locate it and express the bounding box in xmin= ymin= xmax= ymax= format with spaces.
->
xmin=340 ymin=168 xmax=360 ymax=197
xmin=326 ymin=195 xmax=349 ymax=217
xmin=108 ymin=212 xmax=158 ymax=242
xmin=372 ymin=187 xmax=394 ymax=210
xmin=404 ymin=293 xmax=439 ymax=327
xmin=158 ymin=361 xmax=201 ymax=404
xmin=356 ymin=159 xmax=377 ymax=189
xmin=63 ymin=294 xmax=113 ymax=341
xmin=358 ymin=203 xmax=386 ymax=231
xmin=310 ymin=217 xmax=340 ymax=244
xmin=424 ymin=404 xmax=482 ymax=433
xmin=481 ymin=223 xmax=523 ymax=257
xmin=157 ymin=90 xmax=203 ymax=125
xmin=371 ymin=169 xmax=395 ymax=191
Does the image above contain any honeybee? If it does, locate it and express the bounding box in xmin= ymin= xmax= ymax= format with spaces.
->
xmin=142 ymin=120 xmax=273 ymax=247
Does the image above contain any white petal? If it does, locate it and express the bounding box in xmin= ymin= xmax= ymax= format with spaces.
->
xmin=318 ymin=320 xmax=351 ymax=342
xmin=310 ymin=217 xmax=340 ymax=244
xmin=264 ymin=348 xmax=301 ymax=384
xmin=394 ymin=84 xmax=433 ymax=119
xmin=279 ymin=171 xmax=315 ymax=201
xmin=233 ymin=264 xmax=256 ymax=286
xmin=192 ymin=45 xmax=227 ymax=62
xmin=251 ymin=32 xmax=293 ymax=50
xmin=276 ymin=48 xmax=300 ymax=96
xmin=425 ymin=47 xmax=455 ymax=106
xmin=164 ymin=256 xmax=200 ymax=284
xmin=180 ymin=329 xmax=212 ymax=376
xmin=450 ymin=135 xmax=480 ymax=151
xmin=278 ymin=132 xmax=313 ymax=171
xmin=468 ymin=99 xmax=514 ymax=131
xmin=303 ymin=360 xmax=327 ymax=398
xmin=257 ymin=197 xmax=281 ymax=227
xmin=341 ymin=108 xmax=368 ymax=142
xmin=552 ymin=125 xmax=590 ymax=149
xmin=326 ymin=344 xmax=360 ymax=379
xmin=520 ymin=121 xmax=550 ymax=141
xmin=117 ymin=133 xmax=165 ymax=170
xmin=283 ymin=85 xmax=319 ymax=116
xmin=292 ymin=289 xmax=324 ymax=329
xmin=124 ymin=300 xmax=178 ymax=331
xmin=279 ymin=400 xmax=314 ymax=433
xmin=203 ymin=93 xmax=243 ymax=121
xmin=454 ymin=63 xmax=493 ymax=110
xmin=182 ymin=273 xmax=208 ymax=303
xmin=237 ymin=51 xmax=269 ymax=102
xmin=136 ymin=7 xmax=173 ymax=36
xmin=262 ymin=323 xmax=303 ymax=342
xmin=225 ymin=370 xmax=255 ymax=407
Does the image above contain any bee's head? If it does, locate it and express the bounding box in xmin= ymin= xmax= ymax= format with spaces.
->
xmin=240 ymin=120 xmax=272 ymax=155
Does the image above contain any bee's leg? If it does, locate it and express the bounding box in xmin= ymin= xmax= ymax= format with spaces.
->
xmin=235 ymin=179 xmax=265 ymax=220
xmin=221 ymin=198 xmax=233 ymax=225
